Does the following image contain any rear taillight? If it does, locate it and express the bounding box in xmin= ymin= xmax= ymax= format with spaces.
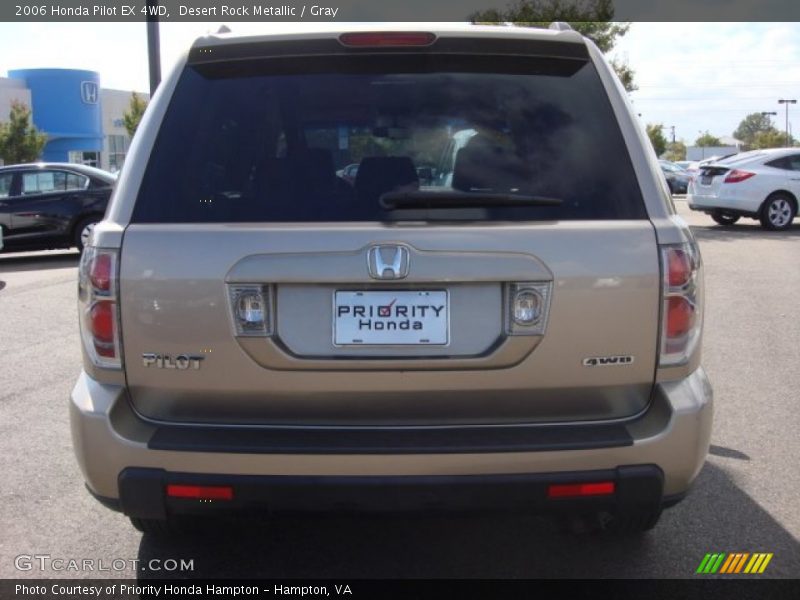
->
xmin=660 ymin=243 xmax=702 ymax=366
xmin=338 ymin=32 xmax=437 ymax=47
xmin=723 ymin=169 xmax=755 ymax=183
xmin=78 ymin=247 xmax=121 ymax=368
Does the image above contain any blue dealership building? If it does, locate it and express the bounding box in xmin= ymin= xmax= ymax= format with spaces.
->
xmin=0 ymin=68 xmax=147 ymax=170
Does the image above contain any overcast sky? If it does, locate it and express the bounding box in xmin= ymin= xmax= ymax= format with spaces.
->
xmin=0 ymin=22 xmax=798 ymax=145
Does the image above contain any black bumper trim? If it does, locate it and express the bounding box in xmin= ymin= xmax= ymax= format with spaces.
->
xmin=147 ymin=422 xmax=633 ymax=455
xmin=117 ymin=465 xmax=665 ymax=519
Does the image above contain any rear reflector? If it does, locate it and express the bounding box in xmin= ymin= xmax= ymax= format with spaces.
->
xmin=547 ymin=482 xmax=615 ymax=498
xmin=723 ymin=169 xmax=755 ymax=184
xmin=166 ymin=485 xmax=234 ymax=500
xmin=339 ymin=32 xmax=437 ymax=48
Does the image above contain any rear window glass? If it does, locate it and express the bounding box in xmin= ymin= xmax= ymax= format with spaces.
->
xmin=133 ymin=54 xmax=645 ymax=223
xmin=718 ymin=151 xmax=763 ymax=165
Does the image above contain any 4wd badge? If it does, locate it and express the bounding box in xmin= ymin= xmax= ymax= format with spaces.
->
xmin=582 ymin=355 xmax=635 ymax=367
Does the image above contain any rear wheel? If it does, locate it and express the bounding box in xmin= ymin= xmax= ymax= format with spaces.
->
xmin=711 ymin=210 xmax=740 ymax=226
xmin=74 ymin=216 xmax=102 ymax=252
xmin=759 ymin=194 xmax=796 ymax=230
xmin=129 ymin=516 xmax=187 ymax=536
xmin=557 ymin=507 xmax=662 ymax=535
xmin=600 ymin=507 xmax=663 ymax=534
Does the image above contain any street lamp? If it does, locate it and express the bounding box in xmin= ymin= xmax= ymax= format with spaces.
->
xmin=698 ymin=130 xmax=705 ymax=159
xmin=146 ymin=0 xmax=161 ymax=95
xmin=778 ymin=99 xmax=796 ymax=147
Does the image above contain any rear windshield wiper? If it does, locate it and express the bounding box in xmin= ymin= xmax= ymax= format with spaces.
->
xmin=379 ymin=190 xmax=563 ymax=210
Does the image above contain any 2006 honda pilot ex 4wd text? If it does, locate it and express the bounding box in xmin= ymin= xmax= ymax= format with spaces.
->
xmin=71 ymin=23 xmax=713 ymax=535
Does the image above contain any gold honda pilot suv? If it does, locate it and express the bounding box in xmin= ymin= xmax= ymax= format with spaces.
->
xmin=71 ymin=23 xmax=713 ymax=535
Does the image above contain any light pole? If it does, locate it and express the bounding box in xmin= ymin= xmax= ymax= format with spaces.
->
xmin=778 ymin=99 xmax=796 ymax=147
xmin=760 ymin=111 xmax=777 ymax=126
xmin=146 ymin=0 xmax=161 ymax=95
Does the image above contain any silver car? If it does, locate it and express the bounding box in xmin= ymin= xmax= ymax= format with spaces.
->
xmin=71 ymin=24 xmax=712 ymax=535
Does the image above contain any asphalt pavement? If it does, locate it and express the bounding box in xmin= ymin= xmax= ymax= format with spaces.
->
xmin=0 ymin=203 xmax=798 ymax=579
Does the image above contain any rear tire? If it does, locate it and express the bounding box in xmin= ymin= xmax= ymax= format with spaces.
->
xmin=73 ymin=216 xmax=102 ymax=252
xmin=711 ymin=210 xmax=740 ymax=226
xmin=129 ymin=516 xmax=186 ymax=536
xmin=556 ymin=507 xmax=662 ymax=535
xmin=759 ymin=194 xmax=796 ymax=230
xmin=601 ymin=507 xmax=663 ymax=534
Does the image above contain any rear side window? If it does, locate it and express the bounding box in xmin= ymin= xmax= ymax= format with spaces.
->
xmin=133 ymin=53 xmax=646 ymax=223
xmin=0 ymin=173 xmax=13 ymax=197
xmin=22 ymin=171 xmax=88 ymax=194
xmin=765 ymin=155 xmax=800 ymax=171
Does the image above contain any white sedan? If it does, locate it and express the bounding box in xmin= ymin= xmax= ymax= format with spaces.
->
xmin=687 ymin=148 xmax=800 ymax=230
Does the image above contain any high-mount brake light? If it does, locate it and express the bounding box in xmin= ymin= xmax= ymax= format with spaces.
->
xmin=338 ymin=32 xmax=437 ymax=48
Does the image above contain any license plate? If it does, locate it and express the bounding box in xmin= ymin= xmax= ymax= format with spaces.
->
xmin=700 ymin=175 xmax=713 ymax=185
xmin=334 ymin=290 xmax=448 ymax=346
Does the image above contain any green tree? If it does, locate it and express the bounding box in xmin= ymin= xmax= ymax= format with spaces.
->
xmin=470 ymin=0 xmax=637 ymax=91
xmin=733 ymin=113 xmax=774 ymax=148
xmin=752 ymin=129 xmax=788 ymax=149
xmin=122 ymin=92 xmax=148 ymax=138
xmin=0 ymin=101 xmax=47 ymax=164
xmin=695 ymin=131 xmax=721 ymax=147
xmin=662 ymin=141 xmax=687 ymax=162
xmin=646 ymin=123 xmax=667 ymax=157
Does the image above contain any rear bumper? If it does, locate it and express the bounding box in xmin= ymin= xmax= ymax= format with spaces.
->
xmin=103 ymin=465 xmax=669 ymax=519
xmin=70 ymin=368 xmax=712 ymax=515
xmin=687 ymin=193 xmax=759 ymax=217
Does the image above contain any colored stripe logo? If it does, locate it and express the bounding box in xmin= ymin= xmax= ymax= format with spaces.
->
xmin=696 ymin=553 xmax=773 ymax=574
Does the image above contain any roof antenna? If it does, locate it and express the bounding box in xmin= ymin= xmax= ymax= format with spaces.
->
xmin=217 ymin=24 xmax=231 ymax=34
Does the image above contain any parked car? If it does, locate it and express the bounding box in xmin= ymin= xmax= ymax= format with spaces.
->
xmin=0 ymin=163 xmax=115 ymax=253
xmin=674 ymin=161 xmax=692 ymax=170
xmin=416 ymin=165 xmax=435 ymax=186
xmin=659 ymin=160 xmax=691 ymax=194
xmin=336 ymin=163 xmax=359 ymax=184
xmin=688 ymin=148 xmax=799 ymax=229
xmin=71 ymin=23 xmax=712 ymax=536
